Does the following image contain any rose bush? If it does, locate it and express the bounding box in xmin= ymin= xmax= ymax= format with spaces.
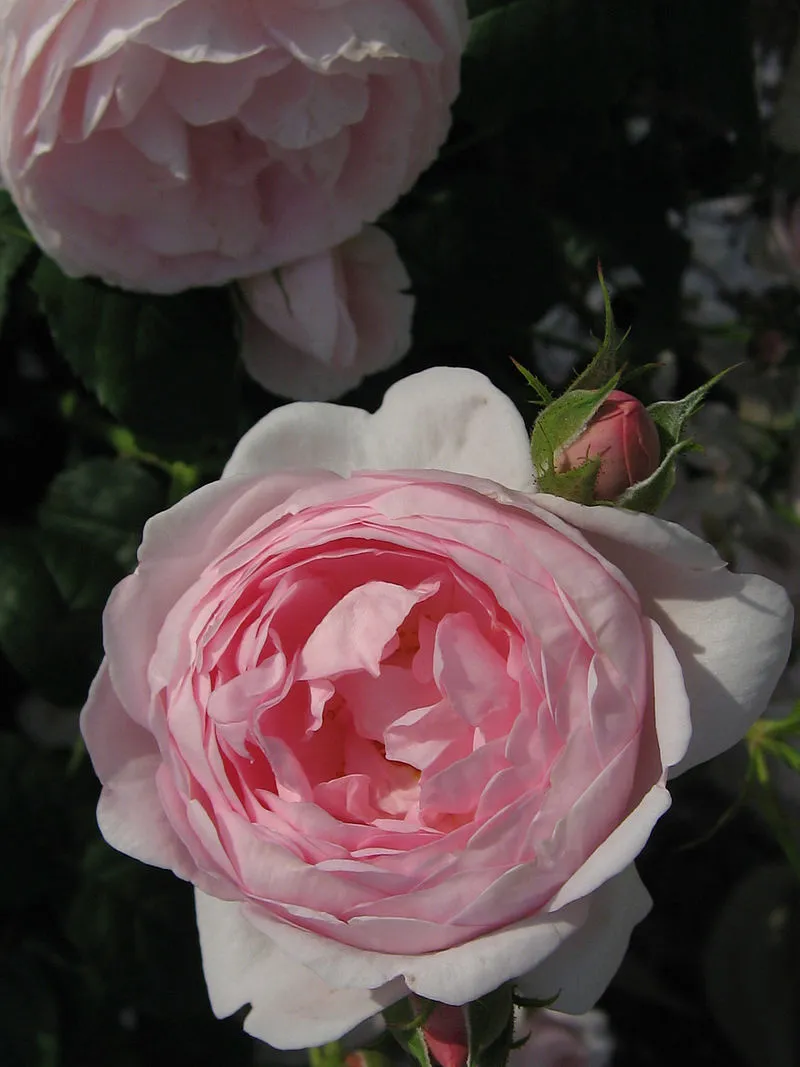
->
xmin=239 ymin=225 xmax=413 ymax=400
xmin=80 ymin=368 xmax=792 ymax=1049
xmin=0 ymin=0 xmax=466 ymax=292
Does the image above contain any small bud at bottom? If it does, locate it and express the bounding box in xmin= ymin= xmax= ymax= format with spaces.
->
xmin=418 ymin=1003 xmax=469 ymax=1067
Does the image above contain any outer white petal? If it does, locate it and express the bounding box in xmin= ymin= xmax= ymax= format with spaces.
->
xmin=516 ymin=865 xmax=651 ymax=1013
xmin=240 ymin=316 xmax=376 ymax=402
xmin=81 ymin=664 xmax=198 ymax=878
xmin=241 ymin=894 xmax=589 ymax=1007
xmin=96 ymin=755 xmax=193 ymax=874
xmin=532 ymin=495 xmax=793 ymax=773
xmin=195 ymin=891 xmax=406 ymax=1050
xmin=544 ymin=782 xmax=670 ymax=915
xmin=223 ymin=367 xmax=534 ymax=491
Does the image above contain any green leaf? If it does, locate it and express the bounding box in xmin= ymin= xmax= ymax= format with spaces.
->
xmin=0 ymin=191 xmax=34 ymax=330
xmin=31 ymin=258 xmax=239 ymax=449
xmin=704 ymin=864 xmax=800 ymax=1067
xmin=0 ymin=459 xmax=164 ymax=702
xmin=38 ymin=458 xmax=164 ymax=572
xmin=37 ymin=531 xmax=124 ymax=614
xmin=0 ymin=532 xmax=65 ymax=682
xmin=66 ymin=841 xmax=212 ymax=1020
xmin=0 ymin=529 xmax=106 ymax=704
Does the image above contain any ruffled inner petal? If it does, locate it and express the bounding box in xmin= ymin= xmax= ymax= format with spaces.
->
xmin=139 ymin=475 xmax=655 ymax=955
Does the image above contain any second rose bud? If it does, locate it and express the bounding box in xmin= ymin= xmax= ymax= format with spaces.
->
xmin=555 ymin=390 xmax=661 ymax=501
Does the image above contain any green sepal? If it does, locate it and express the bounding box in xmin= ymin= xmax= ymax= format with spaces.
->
xmin=770 ymin=742 xmax=800 ymax=774
xmin=383 ymin=998 xmax=433 ymax=1067
xmin=748 ymin=701 xmax=800 ymax=745
xmin=466 ymin=984 xmax=514 ymax=1067
xmin=568 ymin=264 xmax=629 ymax=393
xmin=309 ymin=1043 xmax=346 ymax=1067
xmin=536 ymin=455 xmax=602 ymax=504
xmin=511 ymin=990 xmax=560 ymax=1010
xmin=614 ymin=367 xmax=732 ymax=513
xmin=530 ymin=373 xmax=621 ymax=485
xmin=646 ymin=368 xmax=733 ymax=444
xmin=748 ymin=702 xmax=800 ymax=778
xmin=383 ymin=996 xmax=435 ymax=1033
xmin=466 ymin=984 xmax=515 ymax=1067
xmin=614 ymin=438 xmax=697 ymax=513
xmin=511 ymin=359 xmax=554 ymax=406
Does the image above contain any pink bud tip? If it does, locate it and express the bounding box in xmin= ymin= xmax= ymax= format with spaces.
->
xmin=421 ymin=1004 xmax=469 ymax=1067
xmin=555 ymin=390 xmax=661 ymax=501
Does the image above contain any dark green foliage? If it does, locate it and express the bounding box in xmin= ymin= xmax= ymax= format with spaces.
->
xmin=32 ymin=260 xmax=240 ymax=451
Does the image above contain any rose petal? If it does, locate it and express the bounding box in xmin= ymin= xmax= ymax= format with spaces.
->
xmin=241 ymin=893 xmax=589 ymax=1007
xmin=533 ymin=495 xmax=793 ymax=773
xmin=223 ymin=366 xmax=534 ymax=490
xmin=195 ymin=891 xmax=407 ymax=1049
xmin=517 ymin=865 xmax=651 ymax=1013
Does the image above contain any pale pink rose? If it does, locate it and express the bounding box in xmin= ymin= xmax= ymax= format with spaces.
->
xmin=79 ymin=367 xmax=792 ymax=1049
xmin=239 ymin=226 xmax=413 ymax=400
xmin=0 ymin=0 xmax=467 ymax=293
xmin=511 ymin=1009 xmax=613 ymax=1067
xmin=555 ymin=390 xmax=661 ymax=502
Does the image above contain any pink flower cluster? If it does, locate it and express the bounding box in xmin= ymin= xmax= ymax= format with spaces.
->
xmin=0 ymin=0 xmax=467 ymax=395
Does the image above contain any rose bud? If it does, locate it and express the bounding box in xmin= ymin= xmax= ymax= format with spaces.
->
xmin=555 ymin=390 xmax=661 ymax=501
xmin=419 ymin=1003 xmax=469 ymax=1067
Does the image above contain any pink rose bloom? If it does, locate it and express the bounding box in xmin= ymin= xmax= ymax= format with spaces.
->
xmin=511 ymin=1009 xmax=613 ymax=1067
xmin=239 ymin=225 xmax=413 ymax=400
xmin=0 ymin=0 xmax=466 ymax=293
xmin=79 ymin=368 xmax=792 ymax=1049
